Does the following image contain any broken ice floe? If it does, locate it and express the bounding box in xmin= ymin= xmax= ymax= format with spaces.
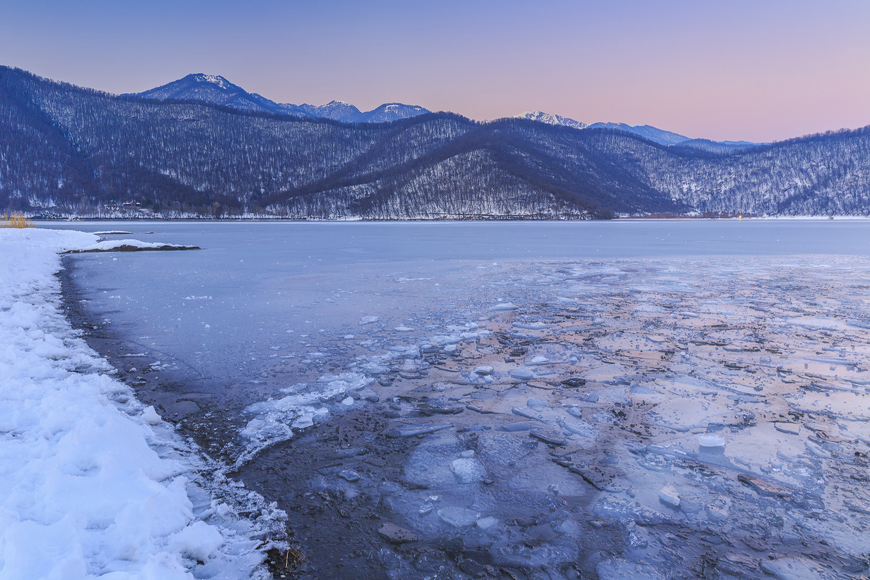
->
xmin=239 ymin=373 xmax=372 ymax=461
xmin=336 ymin=256 xmax=870 ymax=578
xmin=173 ymin=254 xmax=870 ymax=579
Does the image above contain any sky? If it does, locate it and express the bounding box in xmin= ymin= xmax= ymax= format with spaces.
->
xmin=1 ymin=0 xmax=868 ymax=142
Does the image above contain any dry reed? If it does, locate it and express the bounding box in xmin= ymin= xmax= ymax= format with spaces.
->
xmin=0 ymin=212 xmax=34 ymax=228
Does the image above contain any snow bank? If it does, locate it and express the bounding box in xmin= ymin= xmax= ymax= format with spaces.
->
xmin=0 ymin=229 xmax=281 ymax=579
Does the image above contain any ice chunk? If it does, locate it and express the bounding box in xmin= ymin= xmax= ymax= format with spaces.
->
xmin=474 ymin=366 xmax=494 ymax=376
xmin=476 ymin=517 xmax=499 ymax=530
xmin=387 ymin=423 xmax=453 ymax=438
xmin=558 ymin=418 xmax=598 ymax=440
xmin=362 ymin=361 xmax=389 ymax=374
xmin=359 ymin=316 xmax=379 ymax=325
xmin=530 ymin=429 xmax=566 ymax=446
xmin=509 ymin=368 xmax=535 ymax=381
xmin=659 ymin=485 xmax=681 ymax=508
xmin=292 ymin=414 xmax=314 ymax=429
xmin=437 ymin=507 xmax=479 ymax=527
xmin=341 ymin=396 xmax=354 ymax=405
xmin=313 ymin=407 xmax=330 ymax=424
xmin=529 ymin=355 xmax=550 ymax=364
xmin=512 ymin=407 xmax=542 ymax=420
xmin=378 ymin=523 xmax=418 ymax=544
xmin=358 ymin=388 xmax=379 ymax=402
xmin=450 ymin=458 xmax=488 ymax=484
xmin=699 ymin=435 xmax=726 ymax=448
xmin=141 ymin=406 xmax=161 ymax=425
xmin=513 ymin=322 xmax=549 ymax=330
xmin=338 ymin=470 xmax=360 ymax=482
xmin=489 ymin=303 xmax=518 ymax=311
xmin=760 ymin=557 xmax=825 ymax=580
xmin=527 ymin=397 xmax=547 ymax=408
xmin=501 ymin=421 xmax=541 ymax=432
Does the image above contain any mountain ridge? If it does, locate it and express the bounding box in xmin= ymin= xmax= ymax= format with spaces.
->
xmin=2 ymin=66 xmax=868 ymax=219
xmin=514 ymin=111 xmax=758 ymax=151
xmin=134 ymin=74 xmax=760 ymax=149
xmin=129 ymin=73 xmax=431 ymax=123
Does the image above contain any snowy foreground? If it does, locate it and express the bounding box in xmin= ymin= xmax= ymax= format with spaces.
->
xmin=0 ymin=229 xmax=283 ymax=579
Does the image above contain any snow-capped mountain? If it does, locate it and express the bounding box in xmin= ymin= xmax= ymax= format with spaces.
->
xmin=284 ymin=101 xmax=430 ymax=123
xmin=294 ymin=100 xmax=363 ymax=122
xmin=515 ymin=111 xmax=586 ymax=130
xmin=131 ymin=73 xmax=297 ymax=115
xmin=130 ymin=75 xmax=430 ymax=123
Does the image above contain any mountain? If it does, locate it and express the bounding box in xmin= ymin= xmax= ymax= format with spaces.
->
xmin=294 ymin=100 xmax=362 ymax=122
xmin=672 ymin=138 xmax=759 ymax=154
xmin=516 ymin=114 xmax=759 ymax=151
xmin=132 ymin=73 xmax=295 ymax=115
xmin=586 ymin=122 xmax=690 ymax=146
xmin=2 ymin=67 xmax=869 ymax=219
xmin=130 ymin=74 xmax=430 ymax=124
xmin=361 ymin=103 xmax=431 ymax=123
xmin=292 ymin=101 xmax=430 ymax=123
xmin=515 ymin=111 xmax=586 ymax=130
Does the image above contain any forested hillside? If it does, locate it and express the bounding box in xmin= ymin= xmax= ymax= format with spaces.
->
xmin=1 ymin=67 xmax=868 ymax=219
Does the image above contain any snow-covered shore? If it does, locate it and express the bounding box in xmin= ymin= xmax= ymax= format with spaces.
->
xmin=0 ymin=228 xmax=282 ymax=579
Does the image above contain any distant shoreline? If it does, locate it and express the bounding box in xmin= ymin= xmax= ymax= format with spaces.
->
xmin=29 ymin=215 xmax=870 ymax=223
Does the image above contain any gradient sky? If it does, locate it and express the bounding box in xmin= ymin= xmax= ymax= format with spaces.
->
xmin=2 ymin=0 xmax=868 ymax=142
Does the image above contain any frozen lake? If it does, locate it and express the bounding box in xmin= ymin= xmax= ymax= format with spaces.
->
xmin=51 ymin=219 xmax=870 ymax=579
xmin=52 ymin=220 xmax=870 ymax=415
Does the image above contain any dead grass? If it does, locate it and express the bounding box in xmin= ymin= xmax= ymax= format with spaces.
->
xmin=0 ymin=212 xmax=35 ymax=228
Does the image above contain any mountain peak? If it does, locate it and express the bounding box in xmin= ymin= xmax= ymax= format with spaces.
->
xmin=515 ymin=111 xmax=586 ymax=130
xmin=188 ymin=74 xmax=232 ymax=90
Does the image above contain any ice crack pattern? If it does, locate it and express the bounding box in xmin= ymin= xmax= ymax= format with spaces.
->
xmin=233 ymin=255 xmax=870 ymax=579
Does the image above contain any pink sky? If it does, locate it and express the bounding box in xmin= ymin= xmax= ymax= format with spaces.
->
xmin=2 ymin=0 xmax=868 ymax=142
